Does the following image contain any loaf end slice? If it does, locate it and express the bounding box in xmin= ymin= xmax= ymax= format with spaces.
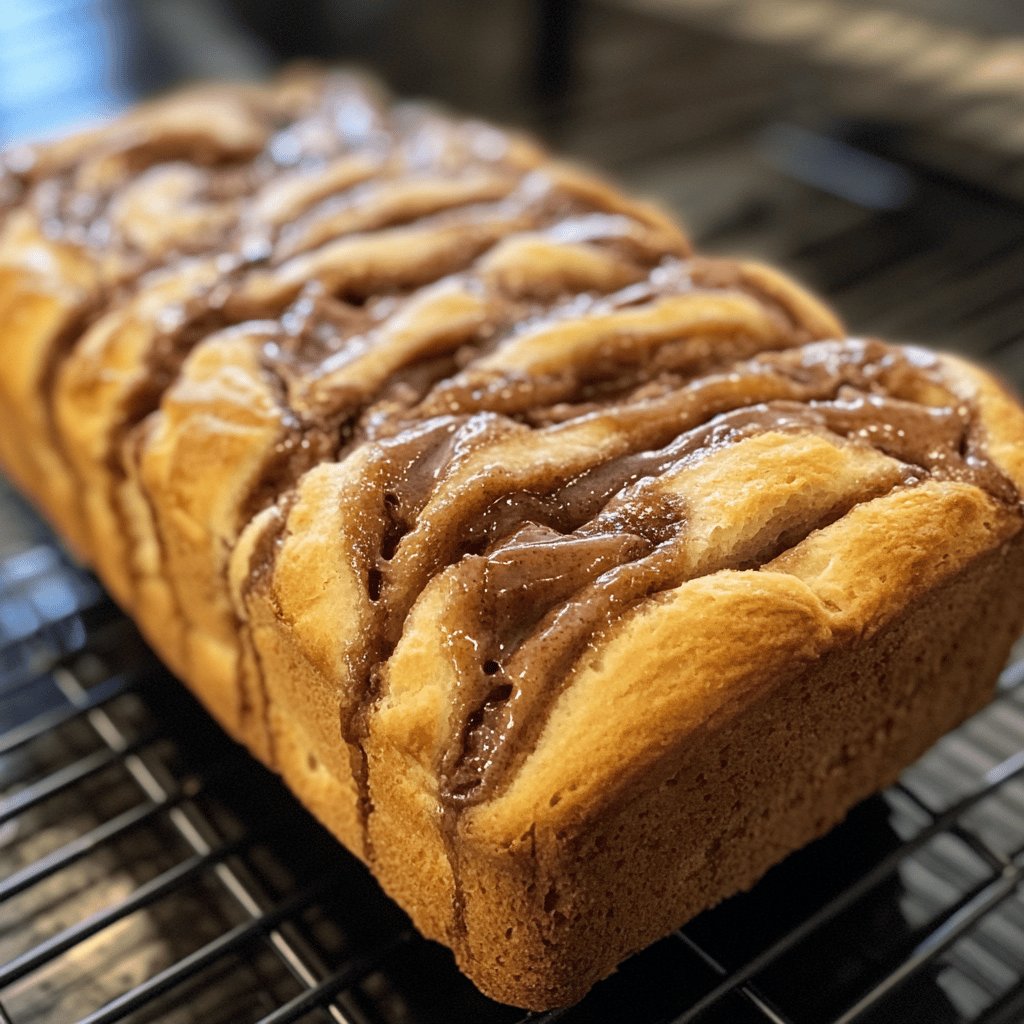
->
xmin=372 ymin=479 xmax=1024 ymax=1007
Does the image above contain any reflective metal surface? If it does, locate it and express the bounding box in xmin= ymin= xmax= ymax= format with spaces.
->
xmin=1 ymin=3 xmax=1023 ymax=1021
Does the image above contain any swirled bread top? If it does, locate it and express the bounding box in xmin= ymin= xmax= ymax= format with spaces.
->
xmin=6 ymin=72 xmax=1020 ymax=819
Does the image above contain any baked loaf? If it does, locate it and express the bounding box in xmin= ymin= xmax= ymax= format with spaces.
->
xmin=1 ymin=70 xmax=1023 ymax=1010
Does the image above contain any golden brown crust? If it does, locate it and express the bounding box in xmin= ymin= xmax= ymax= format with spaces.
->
xmin=936 ymin=352 xmax=1024 ymax=492
xmin=0 ymin=227 xmax=97 ymax=556
xmin=455 ymin=532 xmax=1024 ymax=1005
xmin=0 ymin=71 xmax=1022 ymax=1011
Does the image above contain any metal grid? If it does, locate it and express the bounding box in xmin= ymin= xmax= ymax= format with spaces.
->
xmin=2 ymin=529 xmax=1024 ymax=1024
xmin=3 ymin=6 xmax=1024 ymax=1023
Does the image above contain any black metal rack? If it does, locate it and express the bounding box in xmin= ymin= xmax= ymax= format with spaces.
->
xmin=2 ymin=524 xmax=1024 ymax=1024
xmin=3 ymin=3 xmax=1024 ymax=1022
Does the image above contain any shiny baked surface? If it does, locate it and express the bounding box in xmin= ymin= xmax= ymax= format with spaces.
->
xmin=1 ymin=70 xmax=1023 ymax=1009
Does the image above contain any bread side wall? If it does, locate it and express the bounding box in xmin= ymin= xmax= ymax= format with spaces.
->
xmin=454 ymin=532 xmax=1024 ymax=1008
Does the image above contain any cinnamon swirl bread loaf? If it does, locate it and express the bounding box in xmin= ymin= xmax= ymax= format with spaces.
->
xmin=1 ymin=70 xmax=1022 ymax=1009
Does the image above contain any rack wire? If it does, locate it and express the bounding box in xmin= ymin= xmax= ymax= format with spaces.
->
xmin=2 ymin=528 xmax=1024 ymax=1024
xmin=3 ymin=4 xmax=1024 ymax=1023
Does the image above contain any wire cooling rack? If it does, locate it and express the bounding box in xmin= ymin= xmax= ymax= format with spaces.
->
xmin=1 ymin=515 xmax=1024 ymax=1024
xmin=3 ymin=5 xmax=1024 ymax=1021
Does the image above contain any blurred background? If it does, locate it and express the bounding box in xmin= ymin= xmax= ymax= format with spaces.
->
xmin=1 ymin=0 xmax=1023 ymax=386
xmin=4 ymin=4 xmax=1024 ymax=1024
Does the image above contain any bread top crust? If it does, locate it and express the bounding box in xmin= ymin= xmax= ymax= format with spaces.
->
xmin=468 ymin=478 xmax=1019 ymax=845
xmin=2 ymin=72 xmax=1022 ymax=868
